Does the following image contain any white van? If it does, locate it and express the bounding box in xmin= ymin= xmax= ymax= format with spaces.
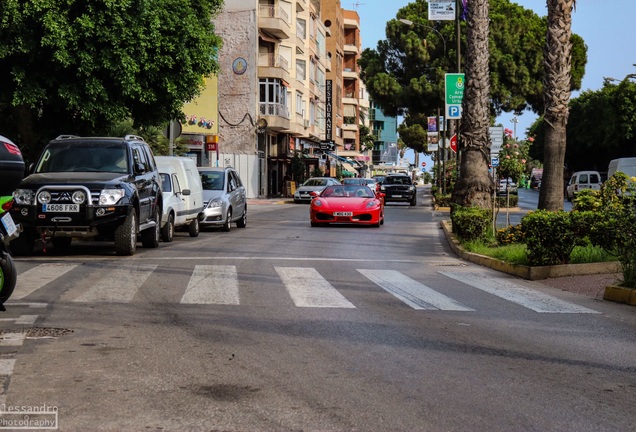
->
xmin=565 ymin=170 xmax=602 ymax=201
xmin=155 ymin=156 xmax=204 ymax=242
xmin=607 ymin=157 xmax=636 ymax=179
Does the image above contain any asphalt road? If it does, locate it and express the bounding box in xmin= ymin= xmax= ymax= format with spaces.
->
xmin=496 ymin=187 xmax=573 ymax=227
xmin=1 ymin=188 xmax=634 ymax=431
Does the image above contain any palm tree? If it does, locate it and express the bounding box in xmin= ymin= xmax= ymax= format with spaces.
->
xmin=451 ymin=0 xmax=492 ymax=209
xmin=538 ymin=0 xmax=576 ymax=210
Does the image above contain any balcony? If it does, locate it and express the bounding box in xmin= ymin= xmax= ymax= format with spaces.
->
xmin=259 ymin=102 xmax=291 ymax=131
xmin=343 ymin=44 xmax=359 ymax=55
xmin=343 ymin=68 xmax=358 ymax=80
xmin=258 ymin=4 xmax=291 ymax=39
xmin=258 ymin=53 xmax=291 ymax=81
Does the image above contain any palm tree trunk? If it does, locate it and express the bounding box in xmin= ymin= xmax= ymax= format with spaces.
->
xmin=538 ymin=0 xmax=575 ymax=211
xmin=451 ymin=0 xmax=492 ymax=209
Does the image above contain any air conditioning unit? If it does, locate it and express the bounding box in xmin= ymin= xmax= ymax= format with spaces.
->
xmin=304 ymin=119 xmax=310 ymax=128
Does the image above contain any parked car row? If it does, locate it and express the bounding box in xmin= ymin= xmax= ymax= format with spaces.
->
xmin=8 ymin=135 xmax=247 ymax=256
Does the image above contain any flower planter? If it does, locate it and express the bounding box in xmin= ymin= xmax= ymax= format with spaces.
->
xmin=603 ymin=285 xmax=636 ymax=306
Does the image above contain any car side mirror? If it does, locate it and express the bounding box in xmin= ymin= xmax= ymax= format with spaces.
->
xmin=134 ymin=162 xmax=145 ymax=174
xmin=309 ymin=191 xmax=320 ymax=197
xmin=182 ymin=189 xmax=191 ymax=196
xmin=377 ymin=192 xmax=385 ymax=198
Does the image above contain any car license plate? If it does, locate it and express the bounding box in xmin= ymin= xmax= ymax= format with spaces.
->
xmin=43 ymin=204 xmax=80 ymax=212
xmin=0 ymin=212 xmax=17 ymax=237
xmin=393 ymin=195 xmax=402 ymax=198
xmin=334 ymin=211 xmax=353 ymax=217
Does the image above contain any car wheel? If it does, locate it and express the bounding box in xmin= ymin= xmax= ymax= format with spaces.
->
xmin=9 ymin=230 xmax=36 ymax=256
xmin=380 ymin=213 xmax=385 ymax=225
xmin=410 ymin=196 xmax=417 ymax=206
xmin=115 ymin=209 xmax=137 ymax=256
xmin=188 ymin=217 xmax=200 ymax=237
xmin=222 ymin=208 xmax=232 ymax=232
xmin=0 ymin=250 xmax=17 ymax=304
xmin=236 ymin=206 xmax=247 ymax=228
xmin=141 ymin=207 xmax=160 ymax=248
xmin=161 ymin=213 xmax=174 ymax=242
xmin=51 ymin=237 xmax=72 ymax=250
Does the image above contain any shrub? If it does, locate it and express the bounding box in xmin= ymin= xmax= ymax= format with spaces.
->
xmin=496 ymin=195 xmax=518 ymax=207
xmin=434 ymin=193 xmax=452 ymax=208
xmin=572 ymin=189 xmax=601 ymax=211
xmin=496 ymin=224 xmax=524 ymax=245
xmin=451 ymin=205 xmax=492 ymax=242
xmin=521 ymin=210 xmax=581 ymax=265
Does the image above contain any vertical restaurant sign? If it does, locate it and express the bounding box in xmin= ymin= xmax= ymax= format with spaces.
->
xmin=429 ymin=0 xmax=456 ymax=21
xmin=325 ymin=79 xmax=333 ymax=141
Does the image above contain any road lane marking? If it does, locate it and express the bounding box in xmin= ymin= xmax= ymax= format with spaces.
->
xmin=276 ymin=267 xmax=355 ymax=308
xmin=72 ymin=264 xmax=157 ymax=303
xmin=358 ymin=269 xmax=474 ymax=311
xmin=439 ymin=271 xmax=600 ymax=313
xmin=181 ymin=265 xmax=240 ymax=305
xmin=0 ymin=359 xmax=16 ymax=375
xmin=13 ymin=264 xmax=78 ymax=300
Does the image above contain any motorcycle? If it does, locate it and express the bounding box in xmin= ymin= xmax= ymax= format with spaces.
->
xmin=0 ymin=135 xmax=26 ymax=310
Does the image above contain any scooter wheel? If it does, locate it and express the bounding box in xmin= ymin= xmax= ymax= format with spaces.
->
xmin=0 ymin=251 xmax=17 ymax=305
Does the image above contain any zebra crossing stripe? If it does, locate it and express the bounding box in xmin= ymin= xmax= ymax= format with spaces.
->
xmin=358 ymin=269 xmax=474 ymax=311
xmin=275 ymin=267 xmax=355 ymax=308
xmin=181 ymin=265 xmax=240 ymax=305
xmin=73 ymin=264 xmax=157 ymax=303
xmin=13 ymin=264 xmax=78 ymax=300
xmin=439 ymin=271 xmax=600 ymax=314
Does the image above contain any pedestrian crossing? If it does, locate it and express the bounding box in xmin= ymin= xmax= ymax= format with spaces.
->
xmin=8 ymin=263 xmax=599 ymax=314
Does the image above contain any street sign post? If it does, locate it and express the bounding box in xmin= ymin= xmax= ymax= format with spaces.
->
xmin=445 ymin=73 xmax=465 ymax=119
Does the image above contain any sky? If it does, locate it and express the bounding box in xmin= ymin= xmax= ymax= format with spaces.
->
xmin=351 ymin=0 xmax=636 ymax=166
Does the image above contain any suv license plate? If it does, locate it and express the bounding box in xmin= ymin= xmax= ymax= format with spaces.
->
xmin=43 ymin=204 xmax=80 ymax=213
xmin=1 ymin=213 xmax=17 ymax=237
xmin=334 ymin=211 xmax=353 ymax=216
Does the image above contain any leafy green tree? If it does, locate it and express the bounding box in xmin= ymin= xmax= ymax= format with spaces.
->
xmin=358 ymin=0 xmax=587 ymax=129
xmin=0 ymin=0 xmax=222 ymax=161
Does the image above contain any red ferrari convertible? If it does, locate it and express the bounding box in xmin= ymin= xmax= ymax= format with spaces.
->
xmin=309 ymin=185 xmax=385 ymax=227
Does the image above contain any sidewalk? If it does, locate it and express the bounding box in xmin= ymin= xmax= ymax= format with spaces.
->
xmin=247 ymin=197 xmax=294 ymax=205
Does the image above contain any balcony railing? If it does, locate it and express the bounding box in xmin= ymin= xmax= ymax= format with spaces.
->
xmin=259 ymin=102 xmax=290 ymax=119
xmin=259 ymin=4 xmax=289 ymax=24
xmin=258 ymin=53 xmax=289 ymax=71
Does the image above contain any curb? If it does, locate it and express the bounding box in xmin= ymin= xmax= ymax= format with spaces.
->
xmin=440 ymin=220 xmax=621 ymax=281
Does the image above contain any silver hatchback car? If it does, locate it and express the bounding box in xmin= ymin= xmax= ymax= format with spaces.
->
xmin=198 ymin=167 xmax=247 ymax=231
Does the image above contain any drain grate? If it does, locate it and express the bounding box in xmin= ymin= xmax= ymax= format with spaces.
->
xmin=0 ymin=327 xmax=74 ymax=338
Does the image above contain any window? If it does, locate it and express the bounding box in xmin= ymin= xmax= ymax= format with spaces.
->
xmin=296 ymin=59 xmax=306 ymax=82
xmin=296 ymin=92 xmax=304 ymax=115
xmin=297 ymin=19 xmax=306 ymax=40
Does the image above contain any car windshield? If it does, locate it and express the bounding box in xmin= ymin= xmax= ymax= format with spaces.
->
xmin=160 ymin=173 xmax=172 ymax=192
xmin=384 ymin=176 xmax=411 ymax=185
xmin=303 ymin=178 xmax=328 ymax=187
xmin=321 ymin=185 xmax=374 ymax=198
xmin=35 ymin=143 xmax=129 ymax=174
xmin=200 ymin=171 xmax=224 ymax=190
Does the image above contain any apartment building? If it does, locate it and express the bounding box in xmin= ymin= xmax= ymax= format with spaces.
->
xmin=212 ymin=0 xmax=369 ymax=196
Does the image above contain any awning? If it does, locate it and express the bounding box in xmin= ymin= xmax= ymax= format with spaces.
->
xmin=343 ymin=130 xmax=356 ymax=139
xmin=337 ymin=150 xmax=364 ymax=158
xmin=259 ymin=30 xmax=279 ymax=44
xmin=342 ymin=162 xmax=359 ymax=174
xmin=342 ymin=170 xmax=356 ymax=178
xmin=344 ymin=104 xmax=357 ymax=117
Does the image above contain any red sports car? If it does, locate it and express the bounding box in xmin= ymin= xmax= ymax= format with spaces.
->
xmin=309 ymin=185 xmax=385 ymax=227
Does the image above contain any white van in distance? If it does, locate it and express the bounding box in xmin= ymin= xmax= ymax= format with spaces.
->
xmin=155 ymin=156 xmax=204 ymax=242
xmin=608 ymin=157 xmax=636 ymax=179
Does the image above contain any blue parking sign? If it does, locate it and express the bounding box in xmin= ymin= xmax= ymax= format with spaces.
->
xmin=491 ymin=156 xmax=499 ymax=167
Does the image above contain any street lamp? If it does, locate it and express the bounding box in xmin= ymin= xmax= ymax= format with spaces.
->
xmin=510 ymin=115 xmax=518 ymax=141
xmin=399 ymin=19 xmax=447 ymax=58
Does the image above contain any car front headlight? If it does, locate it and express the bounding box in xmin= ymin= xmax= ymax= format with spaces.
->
xmin=37 ymin=191 xmax=52 ymax=204
xmin=366 ymin=200 xmax=378 ymax=208
xmin=99 ymin=189 xmax=125 ymax=205
xmin=380 ymin=185 xmax=386 ymax=191
xmin=314 ymin=199 xmax=323 ymax=207
xmin=206 ymin=199 xmax=223 ymax=209
xmin=72 ymin=190 xmax=86 ymax=204
xmin=14 ymin=189 xmax=35 ymax=205
xmin=408 ymin=186 xmax=415 ymax=191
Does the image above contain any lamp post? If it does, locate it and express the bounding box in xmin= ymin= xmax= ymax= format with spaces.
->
xmin=399 ymin=19 xmax=447 ymax=58
xmin=510 ymin=115 xmax=518 ymax=141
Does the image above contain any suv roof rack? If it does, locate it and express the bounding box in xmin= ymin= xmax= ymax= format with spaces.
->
xmin=124 ymin=135 xmax=145 ymax=142
xmin=54 ymin=135 xmax=81 ymax=140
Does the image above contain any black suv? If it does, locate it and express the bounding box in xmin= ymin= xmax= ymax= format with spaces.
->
xmin=380 ymin=174 xmax=417 ymax=206
xmin=10 ymin=135 xmax=162 ymax=256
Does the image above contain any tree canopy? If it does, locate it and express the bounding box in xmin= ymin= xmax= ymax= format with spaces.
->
xmin=0 ymin=0 xmax=223 ymax=160
xmin=529 ymin=78 xmax=636 ymax=173
xmin=359 ymin=0 xmax=587 ymax=154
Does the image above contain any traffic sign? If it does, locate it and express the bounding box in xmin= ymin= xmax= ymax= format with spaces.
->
xmin=421 ymin=162 xmax=426 ymax=167
xmin=489 ymin=126 xmax=504 ymax=154
xmin=491 ymin=156 xmax=500 ymax=167
xmin=445 ymin=73 xmax=465 ymax=119
xmin=450 ymin=134 xmax=457 ymax=153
